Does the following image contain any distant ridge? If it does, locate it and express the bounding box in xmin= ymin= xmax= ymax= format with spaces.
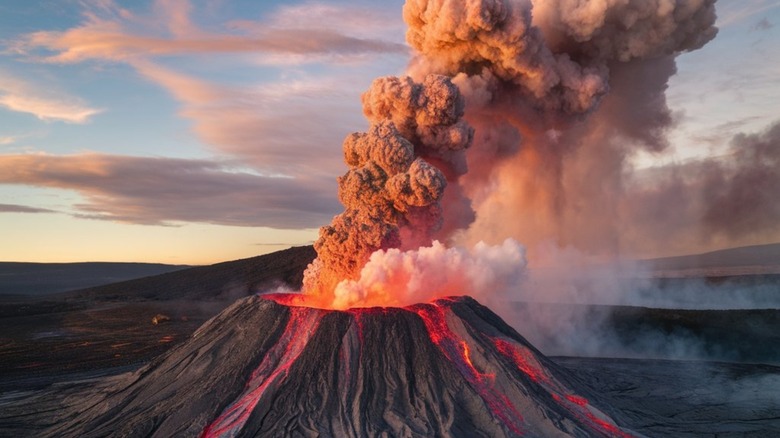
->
xmin=61 ymin=245 xmax=316 ymax=302
xmin=0 ymin=262 xmax=191 ymax=296
xmin=642 ymin=242 xmax=780 ymax=276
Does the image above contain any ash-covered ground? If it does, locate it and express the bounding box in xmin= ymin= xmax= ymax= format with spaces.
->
xmin=1 ymin=245 xmax=779 ymax=436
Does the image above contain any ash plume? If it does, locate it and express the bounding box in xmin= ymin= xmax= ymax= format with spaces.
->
xmin=302 ymin=0 xmax=730 ymax=308
xmin=302 ymin=74 xmax=474 ymax=303
xmin=404 ymin=0 xmax=720 ymax=258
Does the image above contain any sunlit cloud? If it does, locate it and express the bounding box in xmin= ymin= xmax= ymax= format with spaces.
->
xmin=0 ymin=153 xmax=340 ymax=228
xmin=10 ymin=0 xmax=407 ymax=64
xmin=6 ymin=0 xmax=401 ymax=180
xmin=132 ymin=60 xmax=360 ymax=178
xmin=263 ymin=1 xmax=405 ymax=40
xmin=0 ymin=71 xmax=102 ymax=123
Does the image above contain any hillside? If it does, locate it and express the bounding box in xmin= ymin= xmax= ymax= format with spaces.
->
xmin=60 ymin=245 xmax=316 ymax=302
xmin=0 ymin=246 xmax=316 ymax=384
xmin=642 ymin=242 xmax=780 ymax=276
xmin=0 ymin=262 xmax=190 ymax=297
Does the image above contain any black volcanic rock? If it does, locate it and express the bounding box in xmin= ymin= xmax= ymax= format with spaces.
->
xmin=48 ymin=295 xmax=636 ymax=437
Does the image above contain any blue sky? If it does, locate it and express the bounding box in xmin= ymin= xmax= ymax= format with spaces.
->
xmin=0 ymin=0 xmax=778 ymax=264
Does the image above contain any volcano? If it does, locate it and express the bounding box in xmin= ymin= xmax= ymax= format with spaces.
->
xmin=46 ymin=294 xmax=636 ymax=437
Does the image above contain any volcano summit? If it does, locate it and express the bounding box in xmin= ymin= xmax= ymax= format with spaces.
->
xmin=45 ymin=294 xmax=636 ymax=437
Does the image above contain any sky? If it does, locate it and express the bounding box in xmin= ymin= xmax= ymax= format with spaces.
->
xmin=0 ymin=0 xmax=778 ymax=264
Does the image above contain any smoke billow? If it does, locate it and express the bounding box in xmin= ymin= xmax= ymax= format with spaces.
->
xmin=300 ymin=0 xmax=774 ymax=319
xmin=404 ymin=0 xmax=720 ymax=258
xmin=333 ymin=238 xmax=525 ymax=309
xmin=302 ymin=74 xmax=474 ymax=305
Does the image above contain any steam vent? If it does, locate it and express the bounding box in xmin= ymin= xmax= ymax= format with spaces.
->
xmin=48 ymin=295 xmax=636 ymax=437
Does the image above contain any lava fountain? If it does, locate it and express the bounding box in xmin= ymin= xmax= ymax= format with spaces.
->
xmin=50 ymin=295 xmax=636 ymax=437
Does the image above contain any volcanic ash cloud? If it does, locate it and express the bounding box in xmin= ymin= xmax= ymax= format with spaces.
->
xmin=404 ymin=0 xmax=720 ymax=256
xmin=302 ymin=74 xmax=475 ymax=304
xmin=303 ymin=0 xmax=722 ymax=308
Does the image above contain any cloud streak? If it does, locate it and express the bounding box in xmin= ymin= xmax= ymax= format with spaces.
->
xmin=131 ymin=61 xmax=360 ymax=178
xmin=0 ymin=203 xmax=58 ymax=214
xmin=717 ymin=1 xmax=780 ymax=27
xmin=0 ymin=153 xmax=340 ymax=228
xmin=0 ymin=71 xmax=102 ymax=123
xmin=6 ymin=0 xmax=403 ymax=184
xmin=0 ymin=0 xmax=407 ymax=233
xmin=10 ymin=0 xmax=407 ymax=64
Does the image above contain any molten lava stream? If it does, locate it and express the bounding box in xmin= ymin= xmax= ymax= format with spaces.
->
xmin=492 ymin=337 xmax=551 ymax=385
xmin=494 ymin=336 xmax=633 ymax=437
xmin=413 ymin=303 xmax=525 ymax=435
xmin=201 ymin=307 xmax=322 ymax=438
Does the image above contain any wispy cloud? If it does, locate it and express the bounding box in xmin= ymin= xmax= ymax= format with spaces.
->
xmin=0 ymin=71 xmax=102 ymax=123
xmin=0 ymin=0 xmax=406 ymax=232
xmin=0 ymin=203 xmax=58 ymax=214
xmin=752 ymin=17 xmax=774 ymax=31
xmin=132 ymin=60 xmax=362 ymax=178
xmin=6 ymin=0 xmax=400 ymax=178
xmin=0 ymin=153 xmax=340 ymax=228
xmin=691 ymin=116 xmax=764 ymax=146
xmin=9 ymin=0 xmax=406 ymax=64
xmin=0 ymin=136 xmax=16 ymax=145
xmin=717 ymin=1 xmax=780 ymax=27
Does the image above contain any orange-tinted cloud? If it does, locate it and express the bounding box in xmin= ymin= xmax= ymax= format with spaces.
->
xmin=131 ymin=61 xmax=360 ymax=178
xmin=8 ymin=1 xmax=401 ymax=179
xmin=11 ymin=1 xmax=406 ymax=64
xmin=0 ymin=71 xmax=102 ymax=123
xmin=0 ymin=153 xmax=340 ymax=228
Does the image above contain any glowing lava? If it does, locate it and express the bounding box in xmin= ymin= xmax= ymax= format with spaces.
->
xmin=52 ymin=294 xmax=636 ymax=437
xmin=201 ymin=306 xmax=323 ymax=437
xmin=200 ymin=294 xmax=637 ymax=437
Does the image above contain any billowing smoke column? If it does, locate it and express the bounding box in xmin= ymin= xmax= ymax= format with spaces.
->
xmin=303 ymin=0 xmax=722 ymax=309
xmin=403 ymin=0 xmax=719 ymax=257
xmin=302 ymin=74 xmax=475 ymax=306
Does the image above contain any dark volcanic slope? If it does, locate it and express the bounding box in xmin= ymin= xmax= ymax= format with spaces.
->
xmin=60 ymin=245 xmax=316 ymax=302
xmin=46 ymin=295 xmax=636 ymax=438
xmin=0 ymin=246 xmax=316 ymax=384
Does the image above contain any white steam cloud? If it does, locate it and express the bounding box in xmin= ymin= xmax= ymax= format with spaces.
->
xmin=332 ymin=238 xmax=526 ymax=309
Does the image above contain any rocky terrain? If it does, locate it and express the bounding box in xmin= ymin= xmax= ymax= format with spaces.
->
xmin=0 ymin=244 xmax=778 ymax=436
xmin=4 ymin=295 xmax=638 ymax=437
